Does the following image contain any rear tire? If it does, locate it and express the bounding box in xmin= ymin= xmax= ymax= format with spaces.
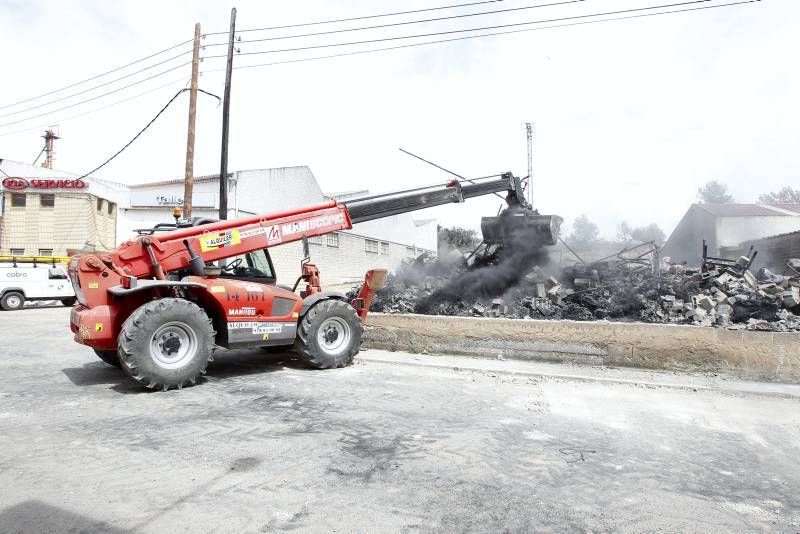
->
xmin=94 ymin=349 xmax=121 ymax=367
xmin=295 ymin=299 xmax=362 ymax=369
xmin=1 ymin=291 xmax=24 ymax=311
xmin=118 ymin=298 xmax=215 ymax=390
xmin=61 ymin=297 xmax=77 ymax=307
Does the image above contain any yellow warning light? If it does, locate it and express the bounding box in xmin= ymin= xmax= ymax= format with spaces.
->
xmin=172 ymin=207 xmax=182 ymax=219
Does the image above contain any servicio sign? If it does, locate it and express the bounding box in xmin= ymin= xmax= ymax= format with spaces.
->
xmin=1 ymin=177 xmax=88 ymax=190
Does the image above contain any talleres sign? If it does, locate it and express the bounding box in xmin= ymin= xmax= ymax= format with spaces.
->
xmin=2 ymin=177 xmax=88 ymax=190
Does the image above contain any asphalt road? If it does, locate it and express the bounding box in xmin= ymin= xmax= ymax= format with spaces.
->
xmin=1 ymin=307 xmax=799 ymax=533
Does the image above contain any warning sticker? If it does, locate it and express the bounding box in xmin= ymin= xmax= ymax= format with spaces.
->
xmin=240 ymin=225 xmax=281 ymax=245
xmin=200 ymin=230 xmax=241 ymax=252
xmin=228 ymin=322 xmax=283 ymax=335
xmin=239 ymin=227 xmax=266 ymax=239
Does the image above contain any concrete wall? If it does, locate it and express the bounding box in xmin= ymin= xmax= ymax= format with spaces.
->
xmin=363 ymin=313 xmax=800 ymax=383
xmin=662 ymin=205 xmax=717 ymax=264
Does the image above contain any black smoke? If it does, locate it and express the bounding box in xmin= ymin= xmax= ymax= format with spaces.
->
xmin=414 ymin=209 xmax=551 ymax=313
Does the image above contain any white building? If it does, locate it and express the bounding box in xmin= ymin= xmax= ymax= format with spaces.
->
xmin=0 ymin=159 xmax=127 ymax=257
xmin=662 ymin=203 xmax=800 ymax=264
xmin=1 ymin=160 xmax=437 ymax=287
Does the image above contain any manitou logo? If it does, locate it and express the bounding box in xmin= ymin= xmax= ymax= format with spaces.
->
xmin=281 ymin=213 xmax=346 ymax=237
xmin=229 ymin=307 xmax=256 ymax=316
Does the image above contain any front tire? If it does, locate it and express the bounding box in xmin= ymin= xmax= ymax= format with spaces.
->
xmin=1 ymin=291 xmax=24 ymax=311
xmin=118 ymin=298 xmax=215 ymax=390
xmin=295 ymin=299 xmax=362 ymax=369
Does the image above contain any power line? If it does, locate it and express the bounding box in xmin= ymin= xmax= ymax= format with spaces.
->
xmin=32 ymin=143 xmax=47 ymax=166
xmin=211 ymin=0 xmax=757 ymax=72
xmin=0 ymin=61 xmax=192 ymax=129
xmin=0 ymin=39 xmax=193 ymax=112
xmin=202 ymin=0 xmax=714 ymax=59
xmin=0 ymin=50 xmax=193 ymax=119
xmin=204 ymin=0 xmax=505 ymax=36
xmin=0 ymin=76 xmax=191 ymax=138
xmin=202 ymin=0 xmax=585 ymax=46
xmin=76 ymin=87 xmax=220 ymax=179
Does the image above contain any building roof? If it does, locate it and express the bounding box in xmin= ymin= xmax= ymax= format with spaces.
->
xmin=695 ymin=203 xmax=800 ymax=217
xmin=767 ymin=203 xmax=800 ymax=215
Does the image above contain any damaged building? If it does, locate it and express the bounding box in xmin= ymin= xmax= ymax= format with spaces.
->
xmin=662 ymin=203 xmax=800 ymax=264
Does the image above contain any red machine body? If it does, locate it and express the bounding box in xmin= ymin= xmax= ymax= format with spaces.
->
xmin=66 ymin=172 xmax=556 ymax=389
xmin=69 ymin=200 xmax=372 ymax=351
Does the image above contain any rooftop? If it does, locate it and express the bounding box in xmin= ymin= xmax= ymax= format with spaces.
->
xmin=696 ymin=203 xmax=800 ymax=217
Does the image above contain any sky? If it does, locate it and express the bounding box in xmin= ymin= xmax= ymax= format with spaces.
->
xmin=0 ymin=0 xmax=797 ymax=239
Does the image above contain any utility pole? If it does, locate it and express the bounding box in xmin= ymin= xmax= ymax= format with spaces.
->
xmin=183 ymin=22 xmax=201 ymax=219
xmin=525 ymin=122 xmax=534 ymax=209
xmin=219 ymin=7 xmax=237 ymax=220
xmin=41 ymin=128 xmax=60 ymax=169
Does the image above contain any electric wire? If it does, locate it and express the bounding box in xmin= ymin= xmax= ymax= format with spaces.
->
xmin=210 ymin=0 xmax=756 ymax=72
xmin=0 ymin=61 xmax=192 ymax=129
xmin=0 ymin=39 xmax=193 ymax=112
xmin=32 ymin=143 xmax=47 ymax=166
xmin=203 ymin=0 xmax=505 ymax=35
xmin=201 ymin=0 xmax=585 ymax=46
xmin=0 ymin=76 xmax=191 ymax=138
xmin=202 ymin=0 xmax=713 ymax=59
xmin=76 ymin=87 xmax=220 ymax=179
xmin=0 ymin=50 xmax=194 ymax=119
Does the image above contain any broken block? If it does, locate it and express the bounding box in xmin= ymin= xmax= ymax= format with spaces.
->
xmin=782 ymin=287 xmax=800 ymax=308
xmin=695 ymin=295 xmax=715 ymax=311
xmin=743 ymin=270 xmax=757 ymax=289
xmin=715 ymin=273 xmax=733 ymax=288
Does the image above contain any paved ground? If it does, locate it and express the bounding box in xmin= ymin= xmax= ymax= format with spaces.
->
xmin=1 ymin=307 xmax=800 ymax=533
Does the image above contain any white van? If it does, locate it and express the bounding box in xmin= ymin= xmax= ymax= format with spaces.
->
xmin=0 ymin=261 xmax=76 ymax=310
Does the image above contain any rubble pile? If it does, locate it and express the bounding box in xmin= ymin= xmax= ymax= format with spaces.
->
xmin=358 ymin=251 xmax=800 ymax=332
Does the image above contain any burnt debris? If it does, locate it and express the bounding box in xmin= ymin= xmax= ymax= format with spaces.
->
xmin=352 ymin=243 xmax=800 ymax=332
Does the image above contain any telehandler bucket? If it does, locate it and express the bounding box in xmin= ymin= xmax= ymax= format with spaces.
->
xmin=480 ymin=210 xmax=563 ymax=247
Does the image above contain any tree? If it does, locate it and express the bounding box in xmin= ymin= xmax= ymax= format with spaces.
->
xmin=616 ymin=221 xmax=633 ymax=242
xmin=759 ymin=186 xmax=800 ymax=204
xmin=630 ymin=223 xmax=666 ymax=245
xmin=438 ymin=225 xmax=479 ymax=250
xmin=568 ymin=214 xmax=599 ymax=245
xmin=697 ymin=180 xmax=734 ymax=203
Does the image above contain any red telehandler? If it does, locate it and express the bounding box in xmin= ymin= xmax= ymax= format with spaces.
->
xmin=69 ymin=173 xmax=560 ymax=390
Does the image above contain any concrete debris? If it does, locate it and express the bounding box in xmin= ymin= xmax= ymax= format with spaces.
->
xmin=353 ymin=246 xmax=800 ymax=332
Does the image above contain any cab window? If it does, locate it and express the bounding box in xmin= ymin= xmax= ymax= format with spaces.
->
xmin=218 ymin=250 xmax=274 ymax=280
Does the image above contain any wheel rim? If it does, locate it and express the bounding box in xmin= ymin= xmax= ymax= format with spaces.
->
xmin=6 ymin=295 xmax=21 ymax=308
xmin=316 ymin=317 xmax=351 ymax=356
xmin=149 ymin=321 xmax=198 ymax=369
